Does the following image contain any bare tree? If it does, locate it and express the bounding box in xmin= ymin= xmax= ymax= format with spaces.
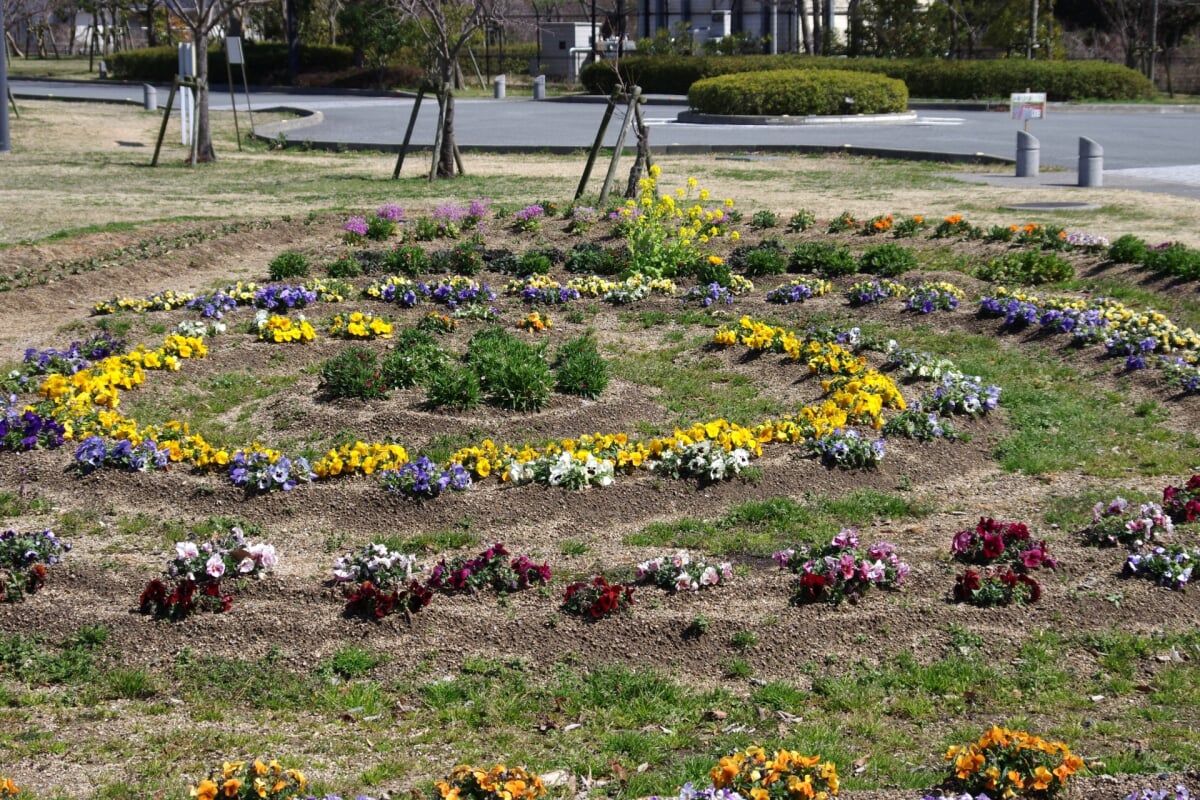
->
xmin=392 ymin=0 xmax=506 ymax=178
xmin=163 ymin=0 xmax=242 ymax=162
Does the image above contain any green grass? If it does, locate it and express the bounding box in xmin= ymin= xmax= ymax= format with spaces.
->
xmin=888 ymin=326 xmax=1200 ymax=476
xmin=607 ymin=334 xmax=785 ymax=428
xmin=123 ymin=371 xmax=299 ymax=448
xmin=625 ymin=491 xmax=932 ymax=557
xmin=0 ymin=488 xmax=52 ymax=517
xmin=5 ymin=626 xmax=1200 ymax=795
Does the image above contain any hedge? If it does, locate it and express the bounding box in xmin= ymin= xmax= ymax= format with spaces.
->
xmin=110 ymin=43 xmax=356 ymax=83
xmin=688 ymin=69 xmax=907 ymax=115
xmin=582 ymin=55 xmax=1155 ymax=101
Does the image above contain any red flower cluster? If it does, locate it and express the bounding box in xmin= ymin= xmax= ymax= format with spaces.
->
xmin=1163 ymin=474 xmax=1200 ymax=523
xmin=139 ymin=578 xmax=232 ymax=620
xmin=953 ymin=567 xmax=1042 ymax=606
xmin=344 ymin=580 xmax=432 ymax=620
xmin=562 ymin=576 xmax=635 ymax=619
xmin=950 ymin=517 xmax=1057 ymax=570
xmin=797 ymin=572 xmax=829 ymax=602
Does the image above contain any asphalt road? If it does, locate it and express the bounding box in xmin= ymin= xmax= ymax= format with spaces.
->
xmin=12 ymin=78 xmax=1200 ymax=194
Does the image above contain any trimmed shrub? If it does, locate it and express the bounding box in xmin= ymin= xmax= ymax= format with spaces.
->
xmin=858 ymin=243 xmax=919 ymax=277
xmin=583 ymin=54 xmax=1153 ymax=102
xmin=789 ymin=242 xmax=857 ymax=277
xmin=110 ymin=43 xmax=355 ymax=83
xmin=688 ymin=69 xmax=908 ymax=116
xmin=268 ymin=251 xmax=309 ymax=281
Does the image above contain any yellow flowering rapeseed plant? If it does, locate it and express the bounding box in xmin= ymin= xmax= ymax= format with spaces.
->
xmin=328 ymin=311 xmax=393 ymax=339
xmin=944 ymin=725 xmax=1084 ymax=799
xmin=711 ymin=745 xmax=840 ymax=800
xmin=435 ymin=764 xmax=546 ymax=800
xmin=614 ymin=165 xmax=736 ymax=277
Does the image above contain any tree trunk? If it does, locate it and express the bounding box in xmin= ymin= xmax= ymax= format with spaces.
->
xmin=146 ymin=0 xmax=158 ymax=47
xmin=437 ymin=85 xmax=457 ymax=177
xmin=798 ymin=0 xmax=812 ymax=54
xmin=195 ymin=31 xmax=216 ymax=162
xmin=286 ymin=0 xmax=300 ymax=84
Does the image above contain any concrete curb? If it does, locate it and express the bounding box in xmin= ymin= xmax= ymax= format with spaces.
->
xmin=677 ymin=110 xmax=919 ymax=126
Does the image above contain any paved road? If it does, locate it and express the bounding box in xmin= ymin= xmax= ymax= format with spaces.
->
xmin=12 ymin=78 xmax=1200 ymax=194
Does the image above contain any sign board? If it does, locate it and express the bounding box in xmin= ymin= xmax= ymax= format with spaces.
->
xmin=226 ymin=36 xmax=244 ymax=66
xmin=177 ymin=43 xmax=195 ymax=78
xmin=1011 ymin=92 xmax=1047 ymax=121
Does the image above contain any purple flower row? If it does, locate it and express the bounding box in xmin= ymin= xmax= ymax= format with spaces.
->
xmin=230 ymin=451 xmax=316 ymax=493
xmin=75 ymin=435 xmax=170 ymax=473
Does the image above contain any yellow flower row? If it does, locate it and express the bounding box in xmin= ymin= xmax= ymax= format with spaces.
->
xmin=993 ymin=287 xmax=1200 ymax=352
xmin=258 ymin=315 xmax=317 ymax=343
xmin=329 ymin=311 xmax=393 ymax=339
xmin=312 ymin=441 xmax=409 ymax=478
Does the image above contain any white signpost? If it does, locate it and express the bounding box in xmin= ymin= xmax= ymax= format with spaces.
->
xmin=178 ymin=44 xmax=196 ymax=147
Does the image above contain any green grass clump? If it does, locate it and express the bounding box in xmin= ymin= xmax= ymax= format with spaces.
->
xmin=975 ymin=251 xmax=1074 ymax=284
xmin=554 ymin=334 xmax=609 ymax=399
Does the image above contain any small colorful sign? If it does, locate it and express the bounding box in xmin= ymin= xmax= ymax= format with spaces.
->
xmin=1011 ymin=92 xmax=1047 ymax=121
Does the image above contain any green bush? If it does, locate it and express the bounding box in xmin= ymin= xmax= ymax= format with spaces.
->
xmin=1108 ymin=234 xmax=1148 ymax=264
xmin=583 ymin=54 xmax=1154 ymax=101
xmin=689 ymin=69 xmax=907 ymax=116
xmin=1143 ymin=243 xmax=1200 ymax=280
xmin=694 ymin=256 xmax=733 ymax=286
xmin=384 ymin=244 xmax=430 ymax=277
xmin=750 ymin=210 xmax=779 ymax=230
xmin=730 ymin=241 xmax=788 ymax=277
xmin=858 ymin=243 xmax=919 ymax=277
xmin=975 ymin=251 xmax=1074 ymax=284
xmin=424 ymin=364 xmax=482 ymax=410
xmin=109 ymin=43 xmax=355 ymax=83
xmin=449 ymin=237 xmax=485 ymax=276
xmin=382 ymin=330 xmax=446 ymax=389
xmin=517 ymin=251 xmax=554 ymax=276
xmin=319 ymin=347 xmax=386 ymax=400
xmin=554 ymin=335 xmax=609 ymax=400
xmin=566 ymin=243 xmax=625 ymax=275
xmin=466 ymin=328 xmax=553 ymax=411
xmin=789 ymin=242 xmax=857 ymax=277
xmin=788 ymin=209 xmax=817 ymax=232
xmin=326 ymin=254 xmax=362 ymax=279
xmin=268 ymin=251 xmax=309 ymax=281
